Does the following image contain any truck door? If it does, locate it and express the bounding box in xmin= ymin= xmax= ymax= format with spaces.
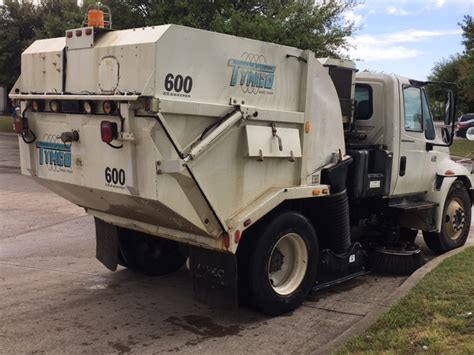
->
xmin=394 ymin=84 xmax=437 ymax=195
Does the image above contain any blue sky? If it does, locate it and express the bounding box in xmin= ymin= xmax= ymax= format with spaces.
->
xmin=342 ymin=0 xmax=474 ymax=80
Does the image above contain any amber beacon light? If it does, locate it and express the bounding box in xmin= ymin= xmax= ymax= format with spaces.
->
xmin=83 ymin=2 xmax=112 ymax=29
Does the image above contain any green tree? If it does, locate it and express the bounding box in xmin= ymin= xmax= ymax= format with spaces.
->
xmin=106 ymin=0 xmax=356 ymax=57
xmin=429 ymin=15 xmax=474 ymax=113
xmin=0 ymin=0 xmax=356 ymax=105
xmin=37 ymin=0 xmax=83 ymax=39
xmin=0 ymin=0 xmax=82 ymax=93
xmin=0 ymin=1 xmax=43 ymax=90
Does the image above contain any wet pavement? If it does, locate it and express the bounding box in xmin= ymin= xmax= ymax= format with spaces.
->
xmin=0 ymin=133 xmax=472 ymax=354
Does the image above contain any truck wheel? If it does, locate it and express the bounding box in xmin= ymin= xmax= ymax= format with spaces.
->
xmin=423 ymin=181 xmax=471 ymax=254
xmin=118 ymin=230 xmax=186 ymax=276
xmin=248 ymin=211 xmax=319 ymax=316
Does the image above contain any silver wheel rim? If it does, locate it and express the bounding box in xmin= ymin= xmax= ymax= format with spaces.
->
xmin=267 ymin=233 xmax=308 ymax=296
xmin=445 ymin=198 xmax=465 ymax=240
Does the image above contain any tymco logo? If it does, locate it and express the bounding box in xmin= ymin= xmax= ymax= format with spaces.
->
xmin=228 ymin=53 xmax=276 ymax=95
xmin=36 ymin=134 xmax=72 ymax=172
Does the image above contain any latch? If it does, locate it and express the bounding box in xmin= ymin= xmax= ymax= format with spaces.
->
xmin=120 ymin=132 xmax=135 ymax=141
xmin=272 ymin=123 xmax=283 ymax=151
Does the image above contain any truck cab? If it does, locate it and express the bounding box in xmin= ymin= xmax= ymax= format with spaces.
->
xmin=345 ymin=72 xmax=472 ymax=246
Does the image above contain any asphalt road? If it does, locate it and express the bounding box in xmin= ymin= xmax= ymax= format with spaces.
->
xmin=0 ymin=133 xmax=472 ymax=354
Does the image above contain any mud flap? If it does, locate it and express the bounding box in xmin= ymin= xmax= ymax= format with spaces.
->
xmin=94 ymin=218 xmax=119 ymax=271
xmin=189 ymin=246 xmax=238 ymax=309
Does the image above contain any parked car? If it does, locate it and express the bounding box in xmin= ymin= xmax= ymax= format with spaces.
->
xmin=455 ymin=113 xmax=474 ymax=138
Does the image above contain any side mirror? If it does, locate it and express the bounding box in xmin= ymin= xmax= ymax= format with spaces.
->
xmin=444 ymin=90 xmax=455 ymax=125
xmin=466 ymin=126 xmax=474 ymax=141
xmin=441 ymin=127 xmax=451 ymax=143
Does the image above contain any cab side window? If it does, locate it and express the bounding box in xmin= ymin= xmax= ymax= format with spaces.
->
xmin=355 ymin=84 xmax=373 ymax=120
xmin=403 ymin=86 xmax=423 ymax=132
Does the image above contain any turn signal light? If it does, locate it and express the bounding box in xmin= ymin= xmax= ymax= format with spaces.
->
xmin=100 ymin=121 xmax=118 ymax=143
xmin=14 ymin=116 xmax=28 ymax=135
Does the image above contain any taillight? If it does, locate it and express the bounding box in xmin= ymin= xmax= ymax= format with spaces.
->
xmin=100 ymin=121 xmax=118 ymax=143
xmin=66 ymin=31 xmax=73 ymax=38
xmin=76 ymin=30 xmax=82 ymax=37
xmin=85 ymin=28 xmax=93 ymax=36
xmin=14 ymin=116 xmax=28 ymax=135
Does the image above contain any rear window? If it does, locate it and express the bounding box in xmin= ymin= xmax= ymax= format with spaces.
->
xmin=460 ymin=114 xmax=474 ymax=122
xmin=355 ymin=84 xmax=373 ymax=120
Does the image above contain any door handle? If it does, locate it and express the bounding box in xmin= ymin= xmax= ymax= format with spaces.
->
xmin=399 ymin=156 xmax=406 ymax=176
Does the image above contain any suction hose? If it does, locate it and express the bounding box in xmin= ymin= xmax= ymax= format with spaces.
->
xmin=324 ymin=189 xmax=351 ymax=254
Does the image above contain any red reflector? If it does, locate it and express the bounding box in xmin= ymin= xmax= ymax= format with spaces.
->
xmin=223 ymin=235 xmax=230 ymax=249
xmin=14 ymin=117 xmax=26 ymax=135
xmin=100 ymin=121 xmax=118 ymax=143
xmin=66 ymin=31 xmax=73 ymax=38
xmin=234 ymin=230 xmax=241 ymax=243
xmin=144 ymin=99 xmax=151 ymax=112
xmin=76 ymin=30 xmax=82 ymax=37
xmin=85 ymin=28 xmax=92 ymax=36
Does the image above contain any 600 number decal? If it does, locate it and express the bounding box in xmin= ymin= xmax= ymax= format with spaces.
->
xmin=164 ymin=73 xmax=193 ymax=94
xmin=105 ymin=167 xmax=125 ymax=186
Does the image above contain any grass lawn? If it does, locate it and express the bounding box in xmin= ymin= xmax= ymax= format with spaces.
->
xmin=338 ymin=247 xmax=474 ymax=354
xmin=0 ymin=115 xmax=14 ymax=133
xmin=450 ymin=139 xmax=474 ymax=158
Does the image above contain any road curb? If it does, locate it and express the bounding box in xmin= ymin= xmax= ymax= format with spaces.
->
xmin=313 ymin=243 xmax=473 ymax=355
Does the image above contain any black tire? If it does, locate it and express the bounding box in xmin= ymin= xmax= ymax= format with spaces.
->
xmin=118 ymin=229 xmax=186 ymax=276
xmin=423 ymin=181 xmax=471 ymax=254
xmin=247 ymin=211 xmax=319 ymax=316
xmin=400 ymin=228 xmax=418 ymax=243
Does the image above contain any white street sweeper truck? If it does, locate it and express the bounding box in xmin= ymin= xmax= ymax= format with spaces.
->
xmin=10 ymin=8 xmax=473 ymax=315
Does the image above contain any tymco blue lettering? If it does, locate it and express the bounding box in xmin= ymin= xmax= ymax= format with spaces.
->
xmin=228 ymin=57 xmax=276 ymax=93
xmin=36 ymin=140 xmax=72 ymax=170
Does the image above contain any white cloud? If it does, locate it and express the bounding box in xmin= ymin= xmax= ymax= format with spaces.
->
xmin=386 ymin=6 xmax=411 ymax=16
xmin=344 ymin=10 xmax=365 ymax=28
xmin=431 ymin=0 xmax=446 ymax=7
xmin=346 ymin=29 xmax=462 ymax=62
